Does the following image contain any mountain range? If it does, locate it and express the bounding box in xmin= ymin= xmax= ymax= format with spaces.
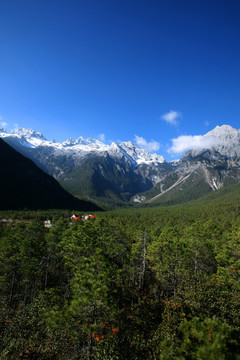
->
xmin=1 ymin=125 xmax=240 ymax=207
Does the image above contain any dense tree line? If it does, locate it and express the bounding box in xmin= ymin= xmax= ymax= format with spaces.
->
xmin=0 ymin=204 xmax=240 ymax=359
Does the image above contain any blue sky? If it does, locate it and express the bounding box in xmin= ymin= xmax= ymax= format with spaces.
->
xmin=0 ymin=0 xmax=240 ymax=160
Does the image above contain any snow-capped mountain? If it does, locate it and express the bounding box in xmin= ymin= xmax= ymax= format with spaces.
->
xmin=0 ymin=127 xmax=165 ymax=202
xmin=206 ymin=125 xmax=240 ymax=157
xmin=183 ymin=125 xmax=240 ymax=159
xmin=0 ymin=127 xmax=164 ymax=165
xmin=119 ymin=141 xmax=164 ymax=165
xmin=1 ymin=124 xmax=240 ymax=205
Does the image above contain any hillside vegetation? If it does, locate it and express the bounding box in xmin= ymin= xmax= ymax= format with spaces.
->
xmin=1 ymin=192 xmax=240 ymax=359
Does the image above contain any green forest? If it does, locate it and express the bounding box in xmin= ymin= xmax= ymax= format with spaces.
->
xmin=1 ymin=199 xmax=240 ymax=359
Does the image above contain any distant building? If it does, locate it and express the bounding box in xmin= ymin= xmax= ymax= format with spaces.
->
xmin=44 ymin=220 xmax=52 ymax=228
xmin=71 ymin=214 xmax=96 ymax=221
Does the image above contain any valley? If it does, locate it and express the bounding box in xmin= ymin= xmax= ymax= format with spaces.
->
xmin=1 ymin=1 xmax=239 ymax=358
xmin=1 ymin=125 xmax=240 ymax=359
xmin=1 ymin=124 xmax=240 ymax=208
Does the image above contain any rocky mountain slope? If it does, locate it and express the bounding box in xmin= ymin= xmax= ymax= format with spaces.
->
xmin=1 ymin=125 xmax=240 ymax=205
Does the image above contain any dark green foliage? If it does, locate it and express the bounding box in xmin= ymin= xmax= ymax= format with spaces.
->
xmin=1 ymin=199 xmax=240 ymax=358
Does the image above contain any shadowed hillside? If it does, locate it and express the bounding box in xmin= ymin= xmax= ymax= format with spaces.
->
xmin=0 ymin=139 xmax=101 ymax=211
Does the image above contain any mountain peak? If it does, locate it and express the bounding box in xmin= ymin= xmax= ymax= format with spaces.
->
xmin=184 ymin=125 xmax=240 ymax=159
xmin=121 ymin=141 xmax=136 ymax=148
xmin=75 ymin=136 xmax=87 ymax=145
xmin=119 ymin=141 xmax=165 ymax=164
xmin=207 ymin=124 xmax=238 ymax=136
xmin=63 ymin=137 xmax=74 ymax=146
xmin=13 ymin=128 xmax=46 ymax=140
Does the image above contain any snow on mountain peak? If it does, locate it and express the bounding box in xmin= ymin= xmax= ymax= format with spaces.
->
xmin=206 ymin=125 xmax=240 ymax=157
xmin=62 ymin=136 xmax=106 ymax=149
xmin=208 ymin=124 xmax=236 ymax=135
xmin=0 ymin=126 xmax=166 ymax=165
xmin=183 ymin=125 xmax=240 ymax=158
xmin=119 ymin=141 xmax=165 ymax=164
xmin=1 ymin=124 xmax=240 ymax=160
xmin=75 ymin=136 xmax=87 ymax=145
xmin=63 ymin=137 xmax=74 ymax=146
xmin=13 ymin=128 xmax=46 ymax=140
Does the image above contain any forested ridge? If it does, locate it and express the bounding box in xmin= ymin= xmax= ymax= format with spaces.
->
xmin=1 ymin=202 xmax=240 ymax=359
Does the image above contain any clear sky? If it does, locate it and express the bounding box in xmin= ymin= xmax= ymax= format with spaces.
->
xmin=0 ymin=0 xmax=240 ymax=160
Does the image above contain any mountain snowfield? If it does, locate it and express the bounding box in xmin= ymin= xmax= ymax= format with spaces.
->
xmin=0 ymin=127 xmax=165 ymax=165
xmin=1 ymin=124 xmax=240 ymax=205
xmin=182 ymin=125 xmax=240 ymax=158
xmin=1 ymin=124 xmax=240 ymax=160
xmin=206 ymin=125 xmax=240 ymax=157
